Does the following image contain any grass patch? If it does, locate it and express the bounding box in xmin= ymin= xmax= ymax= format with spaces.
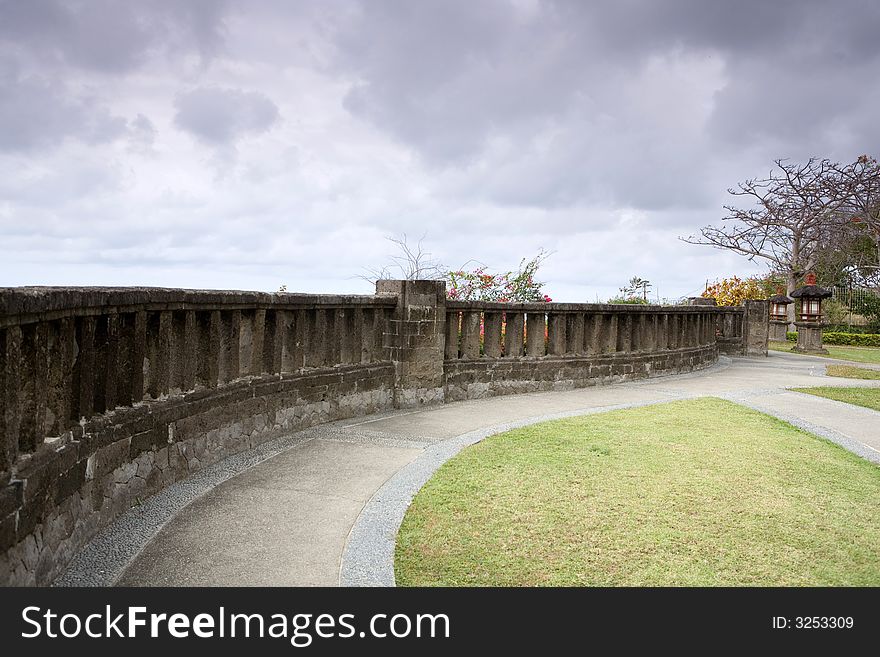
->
xmin=395 ymin=398 xmax=880 ymax=586
xmin=792 ymin=387 xmax=880 ymax=412
xmin=769 ymin=341 xmax=880 ymax=364
xmin=825 ymin=364 xmax=880 ymax=380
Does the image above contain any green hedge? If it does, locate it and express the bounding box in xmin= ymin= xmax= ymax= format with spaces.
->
xmin=823 ymin=332 xmax=880 ymax=347
xmin=825 ymin=325 xmax=879 ymax=334
xmin=786 ymin=331 xmax=880 ymax=347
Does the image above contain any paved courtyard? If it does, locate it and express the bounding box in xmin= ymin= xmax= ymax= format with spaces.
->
xmin=56 ymin=350 xmax=880 ymax=587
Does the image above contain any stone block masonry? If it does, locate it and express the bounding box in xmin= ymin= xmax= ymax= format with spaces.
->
xmin=0 ymin=283 xmax=765 ymax=585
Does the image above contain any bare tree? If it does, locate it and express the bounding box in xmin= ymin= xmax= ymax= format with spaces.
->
xmin=829 ymin=155 xmax=880 ymax=289
xmin=361 ymin=233 xmax=447 ymax=283
xmin=682 ymin=158 xmax=856 ymax=305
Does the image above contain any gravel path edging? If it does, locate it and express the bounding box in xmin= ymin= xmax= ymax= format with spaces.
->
xmin=723 ymin=391 xmax=880 ymax=465
xmin=54 ymin=428 xmax=327 ymax=586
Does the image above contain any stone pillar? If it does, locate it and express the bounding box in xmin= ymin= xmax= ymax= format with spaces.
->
xmin=616 ymin=314 xmax=632 ymax=352
xmin=250 ymin=309 xmax=267 ymax=375
xmin=1 ymin=327 xmax=22 ymax=473
xmin=584 ymin=314 xmax=598 ymax=354
xmin=147 ymin=311 xmax=173 ymax=397
xmin=369 ymin=308 xmax=385 ymax=363
xmin=605 ymin=315 xmax=618 ymax=353
xmin=483 ymin=312 xmax=503 ymax=358
xmin=444 ymin=311 xmax=460 ymax=360
xmin=19 ymin=323 xmax=49 ymax=453
xmin=324 ymin=309 xmax=342 ymax=367
xmin=339 ymin=308 xmax=358 ymax=365
xmin=769 ymin=320 xmax=789 ymax=342
xmin=793 ymin=321 xmax=827 ymax=355
xmin=568 ymin=314 xmax=585 ymax=355
xmin=46 ymin=317 xmax=75 ymax=436
xmin=73 ymin=316 xmax=96 ymax=417
xmin=504 ymin=311 xmax=524 ymax=357
xmin=547 ymin=314 xmax=566 ymax=356
xmin=643 ymin=315 xmax=656 ymax=352
xmin=376 ymin=279 xmax=446 ymax=408
xmin=460 ymin=311 xmax=481 ymax=359
xmin=102 ymin=314 xmax=119 ymax=412
xmin=743 ymin=300 xmax=769 ymax=356
xmin=304 ymin=309 xmax=323 ymax=368
xmin=218 ymin=310 xmax=241 ymax=383
xmin=131 ymin=311 xmax=147 ymax=400
xmin=279 ymin=310 xmax=298 ymax=372
xmin=201 ymin=310 xmax=221 ymax=387
xmin=658 ymin=314 xmax=669 ymax=350
xmin=526 ymin=312 xmax=546 ymax=356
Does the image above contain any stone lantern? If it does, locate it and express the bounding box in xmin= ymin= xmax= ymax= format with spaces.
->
xmin=767 ymin=288 xmax=793 ymax=342
xmin=789 ymin=273 xmax=832 ymax=354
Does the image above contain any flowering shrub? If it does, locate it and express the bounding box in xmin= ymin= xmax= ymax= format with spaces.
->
xmin=447 ymin=251 xmax=552 ymax=302
xmin=702 ymin=276 xmax=767 ymax=306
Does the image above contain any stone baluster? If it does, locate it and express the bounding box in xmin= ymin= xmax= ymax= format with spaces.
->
xmin=46 ymin=318 xmax=75 ymax=436
xmin=547 ymin=313 xmax=566 ymax=356
xmin=1 ymin=327 xmax=22 ymax=470
xmin=483 ymin=311 xmax=503 ymax=358
xmin=444 ymin=311 xmax=460 ymax=360
xmin=504 ymin=311 xmax=524 ymax=357
xmin=567 ymin=314 xmax=584 ymax=355
xmin=73 ymin=316 xmax=96 ymax=417
xmin=218 ymin=309 xmax=241 ymax=383
xmin=19 ymin=323 xmax=48 ymax=453
xmin=526 ymin=312 xmax=546 ymax=356
xmin=460 ymin=311 xmax=481 ymax=359
xmin=264 ymin=309 xmax=284 ymax=372
xmin=616 ymin=314 xmax=632 ymax=352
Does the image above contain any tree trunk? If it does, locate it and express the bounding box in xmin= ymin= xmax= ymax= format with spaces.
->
xmin=786 ymin=271 xmax=798 ymax=330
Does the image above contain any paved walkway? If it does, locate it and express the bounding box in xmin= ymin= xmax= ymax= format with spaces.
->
xmin=57 ymin=351 xmax=880 ymax=587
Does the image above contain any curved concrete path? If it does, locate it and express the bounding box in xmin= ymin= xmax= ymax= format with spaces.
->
xmin=57 ymin=351 xmax=880 ymax=587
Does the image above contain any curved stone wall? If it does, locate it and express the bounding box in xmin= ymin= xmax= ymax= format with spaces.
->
xmin=444 ymin=345 xmax=718 ymax=401
xmin=443 ymin=301 xmax=727 ymax=400
xmin=0 ymin=283 xmax=764 ymax=585
xmin=0 ymin=287 xmax=398 ymax=585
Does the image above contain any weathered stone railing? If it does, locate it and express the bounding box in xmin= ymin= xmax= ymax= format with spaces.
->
xmin=0 ymin=282 xmax=767 ymax=585
xmin=443 ymin=301 xmax=721 ymax=400
xmin=0 ymin=287 xmax=399 ymax=585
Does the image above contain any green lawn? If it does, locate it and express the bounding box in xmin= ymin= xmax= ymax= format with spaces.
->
xmin=825 ymin=364 xmax=880 ymax=380
xmin=396 ymin=398 xmax=880 ymax=586
xmin=769 ymin=341 xmax=880 ymax=364
xmin=792 ymin=387 xmax=880 ymax=412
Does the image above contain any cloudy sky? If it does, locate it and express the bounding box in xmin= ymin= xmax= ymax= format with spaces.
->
xmin=1 ymin=0 xmax=878 ymax=301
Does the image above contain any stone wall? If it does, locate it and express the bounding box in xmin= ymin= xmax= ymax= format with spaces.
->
xmin=445 ymin=346 xmax=717 ymax=401
xmin=0 ymin=287 xmax=398 ymax=585
xmin=443 ymin=301 xmax=725 ymax=400
xmin=0 ymin=283 xmax=766 ymax=586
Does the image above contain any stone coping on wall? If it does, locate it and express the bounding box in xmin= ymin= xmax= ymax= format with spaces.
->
xmin=446 ymin=300 xmax=730 ymax=313
xmin=0 ymin=287 xmax=398 ymax=328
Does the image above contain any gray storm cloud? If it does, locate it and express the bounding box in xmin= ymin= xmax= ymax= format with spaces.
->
xmin=0 ymin=0 xmax=877 ymax=300
xmin=173 ymin=87 xmax=280 ymax=144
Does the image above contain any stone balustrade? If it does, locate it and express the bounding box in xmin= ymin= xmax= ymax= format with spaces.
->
xmin=443 ymin=301 xmax=723 ymax=400
xmin=0 ymin=283 xmax=767 ymax=585
xmin=0 ymin=287 xmax=398 ymax=585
